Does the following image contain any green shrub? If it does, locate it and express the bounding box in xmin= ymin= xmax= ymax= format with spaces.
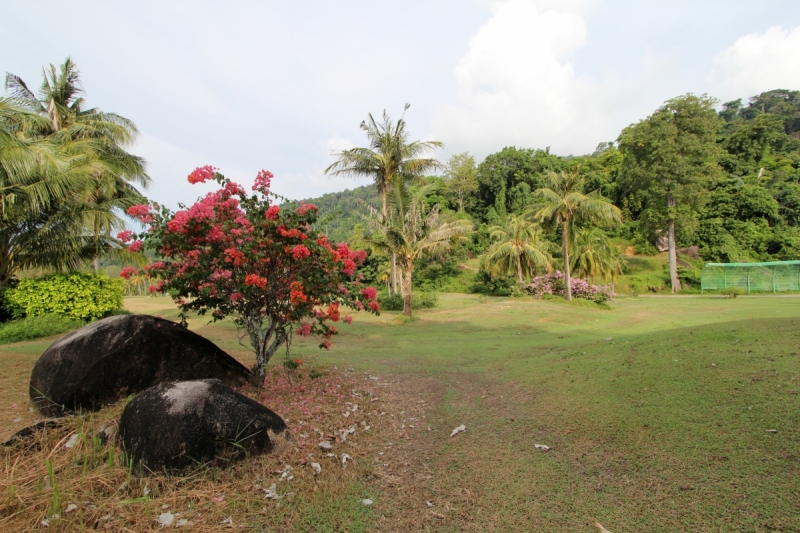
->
xmin=5 ymin=272 xmax=124 ymax=321
xmin=377 ymin=291 xmax=438 ymax=311
xmin=0 ymin=314 xmax=84 ymax=344
xmin=627 ymin=272 xmax=669 ymax=294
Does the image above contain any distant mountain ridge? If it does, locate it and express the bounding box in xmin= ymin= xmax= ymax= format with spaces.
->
xmin=291 ymin=184 xmax=381 ymax=243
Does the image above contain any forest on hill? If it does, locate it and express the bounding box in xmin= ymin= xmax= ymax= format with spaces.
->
xmin=296 ymin=89 xmax=800 ymax=292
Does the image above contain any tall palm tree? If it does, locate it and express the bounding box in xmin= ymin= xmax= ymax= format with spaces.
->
xmin=6 ymin=58 xmax=149 ymax=271
xmin=0 ymin=99 xmax=95 ymax=289
xmin=485 ymin=215 xmax=554 ymax=285
xmin=325 ymin=104 xmax=442 ymax=292
xmin=530 ymin=169 xmax=622 ymax=301
xmin=569 ymin=226 xmax=625 ymax=284
xmin=365 ymin=183 xmax=472 ymax=316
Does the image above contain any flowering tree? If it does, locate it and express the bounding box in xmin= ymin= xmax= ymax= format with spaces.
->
xmin=524 ymin=271 xmax=615 ymax=303
xmin=122 ymin=166 xmax=379 ymax=383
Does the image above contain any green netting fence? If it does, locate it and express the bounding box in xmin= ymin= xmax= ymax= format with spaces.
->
xmin=701 ymin=260 xmax=800 ymax=293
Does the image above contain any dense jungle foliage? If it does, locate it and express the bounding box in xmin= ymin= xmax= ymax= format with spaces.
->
xmin=302 ymin=89 xmax=800 ymax=291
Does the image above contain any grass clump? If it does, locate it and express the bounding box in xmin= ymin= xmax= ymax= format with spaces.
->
xmin=0 ymin=314 xmax=84 ymax=344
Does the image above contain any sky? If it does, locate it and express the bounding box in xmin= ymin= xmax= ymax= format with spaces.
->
xmin=3 ymin=0 xmax=800 ymax=208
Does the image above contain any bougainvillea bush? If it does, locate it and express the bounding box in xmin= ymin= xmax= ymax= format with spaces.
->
xmin=524 ymin=271 xmax=615 ymax=303
xmin=123 ymin=166 xmax=379 ymax=383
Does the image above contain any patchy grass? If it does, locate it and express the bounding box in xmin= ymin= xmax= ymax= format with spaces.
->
xmin=2 ymin=294 xmax=800 ymax=531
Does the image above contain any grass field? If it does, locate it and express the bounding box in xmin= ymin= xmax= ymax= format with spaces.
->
xmin=2 ymin=294 xmax=799 ymax=531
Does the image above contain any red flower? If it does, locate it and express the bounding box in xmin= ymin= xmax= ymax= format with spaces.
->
xmin=341 ymin=259 xmax=356 ymax=276
xmin=327 ymin=302 xmax=340 ymax=322
xmin=119 ymin=266 xmax=138 ymax=280
xmin=117 ymin=230 xmax=134 ymax=243
xmin=360 ymin=287 xmax=377 ymax=301
xmin=368 ymin=301 xmax=380 ymax=312
xmin=245 ymin=274 xmax=267 ymax=288
xmin=292 ymin=245 xmax=311 ymax=260
xmin=343 ymin=315 xmax=353 ymax=325
xmin=148 ymin=280 xmax=165 ymax=294
xmin=321 ymin=340 xmax=331 ymax=350
xmin=128 ymin=241 xmax=143 ymax=253
xmin=296 ymin=202 xmax=318 ymax=215
xmin=188 ymin=165 xmax=217 ymax=184
xmin=127 ymin=204 xmax=153 ymax=224
xmin=266 ymin=205 xmax=281 ymax=220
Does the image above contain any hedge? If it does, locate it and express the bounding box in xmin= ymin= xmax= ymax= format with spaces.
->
xmin=5 ymin=272 xmax=124 ymax=321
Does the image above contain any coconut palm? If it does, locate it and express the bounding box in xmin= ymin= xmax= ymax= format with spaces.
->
xmin=485 ymin=215 xmax=554 ymax=285
xmin=365 ymin=183 xmax=472 ymax=316
xmin=6 ymin=58 xmax=149 ymax=270
xmin=530 ymin=169 xmax=622 ymax=301
xmin=325 ymin=104 xmax=442 ymax=293
xmin=569 ymin=226 xmax=625 ymax=284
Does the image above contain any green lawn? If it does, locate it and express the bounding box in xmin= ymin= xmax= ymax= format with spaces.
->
xmin=2 ymin=294 xmax=799 ymax=531
xmin=287 ymin=294 xmax=800 ymax=531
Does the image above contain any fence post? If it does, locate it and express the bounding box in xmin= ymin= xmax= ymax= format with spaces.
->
xmin=773 ymin=267 xmax=777 ymax=294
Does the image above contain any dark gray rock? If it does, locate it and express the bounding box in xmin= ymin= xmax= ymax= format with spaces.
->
xmin=30 ymin=315 xmax=250 ymax=417
xmin=117 ymin=379 xmax=288 ymax=472
xmin=2 ymin=420 xmax=62 ymax=447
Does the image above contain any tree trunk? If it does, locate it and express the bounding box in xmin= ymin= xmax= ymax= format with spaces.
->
xmin=562 ymin=220 xmax=572 ymax=301
xmin=381 ymin=186 xmax=398 ymax=295
xmin=667 ymin=195 xmax=681 ymax=292
xmin=516 ymin=253 xmax=523 ymax=285
xmin=402 ymin=261 xmax=413 ymax=317
xmin=93 ymin=257 xmax=100 ymax=273
xmin=246 ymin=315 xmax=286 ymax=387
xmin=392 ymin=253 xmax=398 ymax=294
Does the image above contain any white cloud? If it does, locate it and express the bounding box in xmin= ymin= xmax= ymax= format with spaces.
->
xmin=433 ymin=0 xmax=619 ymax=157
xmin=709 ymin=26 xmax=800 ymax=102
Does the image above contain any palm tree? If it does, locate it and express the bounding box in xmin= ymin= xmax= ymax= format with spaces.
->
xmin=325 ymin=104 xmax=442 ymax=293
xmin=485 ymin=215 xmax=554 ymax=285
xmin=569 ymin=226 xmax=625 ymax=284
xmin=365 ymin=183 xmax=472 ymax=316
xmin=6 ymin=58 xmax=149 ymax=271
xmin=530 ymin=169 xmax=622 ymax=301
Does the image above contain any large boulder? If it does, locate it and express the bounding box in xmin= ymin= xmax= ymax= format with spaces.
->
xmin=30 ymin=314 xmax=250 ymax=416
xmin=117 ymin=379 xmax=288 ymax=471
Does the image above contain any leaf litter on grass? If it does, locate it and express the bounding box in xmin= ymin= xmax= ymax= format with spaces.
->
xmin=0 ymin=365 xmax=436 ymax=532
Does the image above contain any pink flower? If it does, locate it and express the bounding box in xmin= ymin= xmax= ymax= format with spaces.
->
xmin=297 ymin=322 xmax=312 ymax=336
xmin=321 ymin=340 xmax=331 ymax=350
xmin=368 ymin=301 xmax=380 ymax=312
xmin=230 ymin=292 xmax=243 ymax=303
xmin=127 ymin=241 xmax=143 ymax=253
xmin=292 ymin=245 xmax=311 ymax=260
xmin=187 ymin=165 xmax=217 ymax=184
xmin=127 ymin=204 xmax=154 ymax=224
xmin=253 ymin=170 xmax=273 ymax=192
xmin=343 ymin=316 xmax=353 ymax=325
xmin=117 ymin=230 xmax=134 ymax=243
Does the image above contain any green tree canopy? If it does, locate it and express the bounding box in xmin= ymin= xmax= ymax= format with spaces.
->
xmin=618 ymin=93 xmax=722 ymax=291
